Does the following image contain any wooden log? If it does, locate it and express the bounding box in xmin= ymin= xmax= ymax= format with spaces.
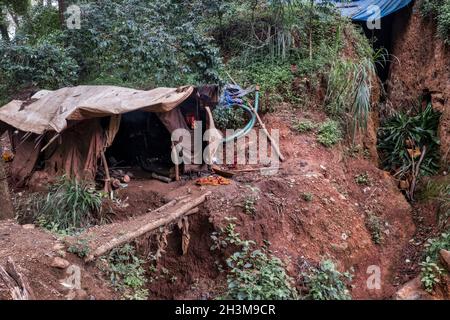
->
xmin=0 ymin=257 xmax=34 ymax=300
xmin=85 ymin=191 xmax=211 ymax=261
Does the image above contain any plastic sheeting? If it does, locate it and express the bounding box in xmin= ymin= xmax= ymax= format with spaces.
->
xmin=331 ymin=0 xmax=413 ymax=21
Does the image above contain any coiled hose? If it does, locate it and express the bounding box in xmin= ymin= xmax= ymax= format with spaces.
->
xmin=221 ymin=90 xmax=259 ymax=143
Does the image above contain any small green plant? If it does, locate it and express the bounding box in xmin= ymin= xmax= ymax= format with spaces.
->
xmin=355 ymin=172 xmax=370 ymax=185
xmin=293 ymin=120 xmax=316 ymax=133
xmin=419 ymin=231 xmax=450 ymax=292
xmin=301 ymin=192 xmax=313 ymax=202
xmin=419 ymin=256 xmax=445 ymax=293
xmin=68 ymin=238 xmax=91 ymax=258
xmin=224 ymin=244 xmax=298 ymax=300
xmin=300 ymin=259 xmax=352 ymax=300
xmin=100 ymin=244 xmax=148 ymax=300
xmin=365 ymin=212 xmax=383 ymax=245
xmin=378 ymin=104 xmax=441 ymax=180
xmin=317 ymin=120 xmax=341 ymax=147
xmin=243 ymin=196 xmax=257 ymax=215
xmin=36 ymin=176 xmax=104 ymax=234
xmin=211 ymin=222 xmax=298 ymax=300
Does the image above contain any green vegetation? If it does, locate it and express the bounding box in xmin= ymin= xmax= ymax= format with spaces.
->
xmin=420 ymin=231 xmax=450 ymax=292
xmin=293 ymin=120 xmax=316 ymax=133
xmin=355 ymin=172 xmax=371 ymax=185
xmin=211 ymin=221 xmax=298 ymax=300
xmin=35 ymin=176 xmax=105 ymax=234
xmin=212 ymin=106 xmax=246 ymax=130
xmin=420 ymin=0 xmax=450 ymax=44
xmin=301 ymin=192 xmax=313 ymax=202
xmin=419 ymin=179 xmax=450 ymax=227
xmin=67 ymin=238 xmax=91 ymax=259
xmin=317 ymin=119 xmax=342 ymax=147
xmin=300 ymin=259 xmax=352 ymax=300
xmin=365 ymin=212 xmax=383 ymax=245
xmin=100 ymin=244 xmax=149 ymax=300
xmin=378 ymin=104 xmax=441 ymax=199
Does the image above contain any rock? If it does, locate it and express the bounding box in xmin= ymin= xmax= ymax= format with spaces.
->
xmin=53 ymin=242 xmax=65 ymax=251
xmin=51 ymin=257 xmax=70 ymax=269
xmin=22 ymin=224 xmax=35 ymax=230
xmin=394 ymin=277 xmax=435 ymax=300
xmin=439 ymin=249 xmax=450 ymax=271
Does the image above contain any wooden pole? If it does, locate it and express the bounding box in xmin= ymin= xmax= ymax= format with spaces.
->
xmin=84 ymin=192 xmax=211 ymax=261
xmin=100 ymin=151 xmax=111 ymax=193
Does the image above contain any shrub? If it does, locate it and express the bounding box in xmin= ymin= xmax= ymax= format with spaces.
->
xmin=36 ymin=176 xmax=104 ymax=233
xmin=300 ymin=259 xmax=352 ymax=300
xmin=212 ymin=105 xmax=246 ymax=130
xmin=317 ymin=119 xmax=341 ymax=147
xmin=419 ymin=231 xmax=450 ymax=292
xmin=100 ymin=244 xmax=148 ymax=300
xmin=293 ymin=120 xmax=316 ymax=133
xmin=0 ymin=41 xmax=79 ymax=99
xmin=377 ymin=104 xmax=441 ymax=180
xmin=211 ymin=222 xmax=298 ymax=300
xmin=420 ymin=0 xmax=450 ymax=44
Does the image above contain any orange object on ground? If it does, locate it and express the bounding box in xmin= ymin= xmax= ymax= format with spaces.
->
xmin=2 ymin=150 xmax=14 ymax=162
xmin=196 ymin=175 xmax=231 ymax=186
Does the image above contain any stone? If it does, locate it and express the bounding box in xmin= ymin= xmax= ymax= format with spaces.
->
xmin=50 ymin=257 xmax=70 ymax=269
xmin=393 ymin=277 xmax=435 ymax=300
xmin=22 ymin=224 xmax=35 ymax=230
xmin=439 ymin=249 xmax=450 ymax=271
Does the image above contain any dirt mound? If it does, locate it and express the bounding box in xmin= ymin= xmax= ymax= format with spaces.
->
xmin=0 ymin=220 xmax=117 ymax=300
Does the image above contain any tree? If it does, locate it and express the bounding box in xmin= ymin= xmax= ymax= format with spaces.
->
xmin=0 ymin=0 xmax=30 ymax=42
xmin=0 ymin=160 xmax=13 ymax=220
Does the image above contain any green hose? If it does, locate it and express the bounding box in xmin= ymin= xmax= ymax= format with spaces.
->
xmin=221 ymin=90 xmax=259 ymax=143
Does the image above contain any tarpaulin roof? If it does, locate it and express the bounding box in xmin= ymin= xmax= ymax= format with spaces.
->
xmin=0 ymin=85 xmax=195 ymax=134
xmin=331 ymin=0 xmax=413 ymax=21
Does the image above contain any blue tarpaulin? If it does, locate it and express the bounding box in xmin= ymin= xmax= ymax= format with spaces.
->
xmin=331 ymin=0 xmax=413 ymax=21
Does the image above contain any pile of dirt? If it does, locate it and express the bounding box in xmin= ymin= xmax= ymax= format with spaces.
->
xmin=0 ymin=220 xmax=117 ymax=300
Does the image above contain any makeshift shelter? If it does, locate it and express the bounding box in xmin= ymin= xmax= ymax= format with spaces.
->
xmin=0 ymin=85 xmax=219 ymax=187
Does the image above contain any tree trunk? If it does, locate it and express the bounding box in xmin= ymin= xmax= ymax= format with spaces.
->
xmin=0 ymin=161 xmax=13 ymax=220
xmin=0 ymin=22 xmax=10 ymax=42
xmin=58 ymin=0 xmax=66 ymax=29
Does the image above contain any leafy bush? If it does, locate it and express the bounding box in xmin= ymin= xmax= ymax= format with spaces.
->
xmin=419 ymin=231 xmax=450 ymax=292
xmin=293 ymin=120 xmax=316 ymax=133
xmin=377 ymin=104 xmax=441 ymax=180
xmin=0 ymin=40 xmax=79 ymax=98
xmin=212 ymin=105 xmax=246 ymax=130
xmin=300 ymin=259 xmax=352 ymax=300
xmin=420 ymin=0 xmax=450 ymax=44
xmin=224 ymin=244 xmax=298 ymax=300
xmin=211 ymin=222 xmax=298 ymax=300
xmin=325 ymin=56 xmax=375 ymax=138
xmin=317 ymin=119 xmax=341 ymax=147
xmin=36 ymin=176 xmax=104 ymax=233
xmin=100 ymin=244 xmax=148 ymax=300
xmin=420 ymin=256 xmax=445 ymax=292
